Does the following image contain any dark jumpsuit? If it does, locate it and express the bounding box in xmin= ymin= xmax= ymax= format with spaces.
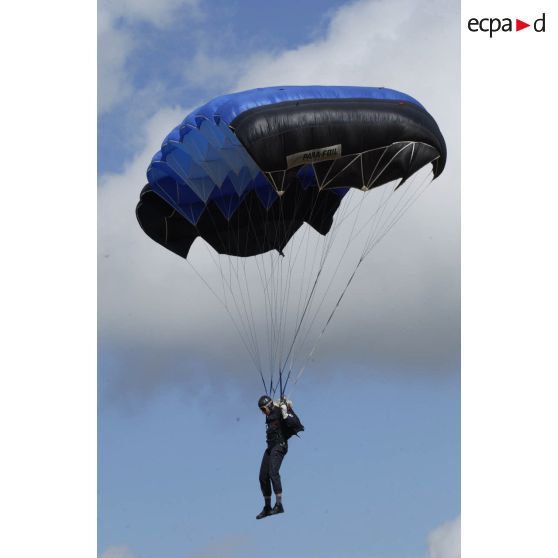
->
xmin=259 ymin=405 xmax=288 ymax=497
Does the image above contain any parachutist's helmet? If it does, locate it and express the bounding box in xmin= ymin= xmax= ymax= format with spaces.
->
xmin=258 ymin=395 xmax=273 ymax=410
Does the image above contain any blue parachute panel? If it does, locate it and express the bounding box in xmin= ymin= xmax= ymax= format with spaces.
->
xmin=182 ymin=86 xmax=424 ymax=130
xmin=148 ymin=118 xmax=268 ymax=225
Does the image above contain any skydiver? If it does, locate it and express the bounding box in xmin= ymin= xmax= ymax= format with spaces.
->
xmin=256 ymin=395 xmax=291 ymax=519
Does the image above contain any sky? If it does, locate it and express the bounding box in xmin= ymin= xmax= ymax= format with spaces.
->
xmin=98 ymin=1 xmax=460 ymax=557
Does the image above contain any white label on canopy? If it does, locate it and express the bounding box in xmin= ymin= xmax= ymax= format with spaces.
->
xmin=286 ymin=144 xmax=342 ymax=169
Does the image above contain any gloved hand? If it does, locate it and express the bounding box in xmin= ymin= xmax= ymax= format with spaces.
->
xmin=280 ymin=397 xmax=292 ymax=419
xmin=280 ymin=397 xmax=293 ymax=409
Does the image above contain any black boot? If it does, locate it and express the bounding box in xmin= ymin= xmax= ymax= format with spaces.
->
xmin=269 ymin=503 xmax=284 ymax=515
xmin=256 ymin=505 xmax=272 ymax=520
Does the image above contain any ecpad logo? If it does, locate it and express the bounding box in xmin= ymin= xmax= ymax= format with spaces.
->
xmin=468 ymin=13 xmax=546 ymax=37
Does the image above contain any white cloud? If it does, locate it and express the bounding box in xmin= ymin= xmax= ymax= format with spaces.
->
xmin=98 ymin=105 xmax=195 ymax=351
xmin=426 ymin=515 xmax=461 ymax=558
xmin=98 ymin=0 xmax=460 ymax=399
xmin=98 ymin=16 xmax=135 ymax=114
xmin=99 ymin=544 xmax=136 ymax=558
xmin=98 ymin=0 xmax=200 ymax=114
xmin=236 ymin=0 xmax=456 ymax=100
xmin=100 ymin=0 xmax=200 ymax=27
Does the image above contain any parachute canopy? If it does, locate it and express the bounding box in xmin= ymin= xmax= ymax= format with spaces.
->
xmin=136 ymin=86 xmax=446 ymax=259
